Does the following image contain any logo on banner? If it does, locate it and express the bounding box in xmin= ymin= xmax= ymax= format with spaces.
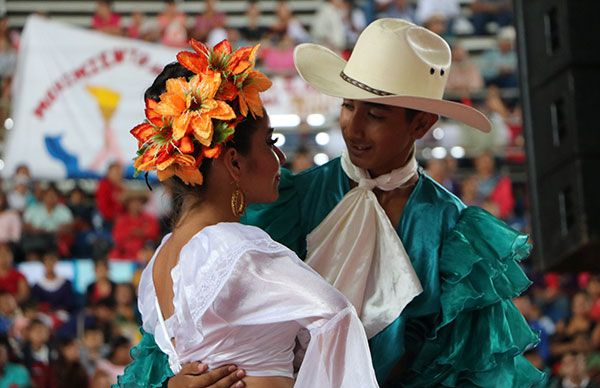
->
xmin=33 ymin=48 xmax=164 ymax=178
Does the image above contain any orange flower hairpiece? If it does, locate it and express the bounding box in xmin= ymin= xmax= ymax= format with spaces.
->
xmin=131 ymin=39 xmax=272 ymax=186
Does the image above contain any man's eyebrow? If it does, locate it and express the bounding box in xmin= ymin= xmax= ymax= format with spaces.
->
xmin=363 ymin=102 xmax=393 ymax=110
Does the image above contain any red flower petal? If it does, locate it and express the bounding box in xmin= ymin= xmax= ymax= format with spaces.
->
xmin=214 ymin=40 xmax=232 ymax=56
xmin=177 ymin=51 xmax=209 ymax=75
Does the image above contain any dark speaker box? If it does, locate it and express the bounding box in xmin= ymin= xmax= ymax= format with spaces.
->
xmin=515 ymin=0 xmax=600 ymax=270
xmin=517 ymin=0 xmax=600 ymax=89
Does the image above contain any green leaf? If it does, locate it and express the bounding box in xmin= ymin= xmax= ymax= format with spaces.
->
xmin=213 ymin=121 xmax=235 ymax=144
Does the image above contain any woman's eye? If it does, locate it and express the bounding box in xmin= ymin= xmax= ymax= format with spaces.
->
xmin=268 ymin=133 xmax=285 ymax=147
xmin=341 ymin=102 xmax=354 ymax=110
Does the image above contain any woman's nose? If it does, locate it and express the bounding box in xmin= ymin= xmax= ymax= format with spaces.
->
xmin=275 ymin=146 xmax=286 ymax=166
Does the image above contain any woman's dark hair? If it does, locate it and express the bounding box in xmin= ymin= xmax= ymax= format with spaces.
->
xmin=144 ymin=62 xmax=266 ymax=226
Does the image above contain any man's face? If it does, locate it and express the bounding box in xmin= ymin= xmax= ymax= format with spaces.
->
xmin=339 ymin=99 xmax=431 ymax=177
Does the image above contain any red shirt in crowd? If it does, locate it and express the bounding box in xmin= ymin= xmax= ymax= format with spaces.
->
xmin=0 ymin=268 xmax=26 ymax=295
xmin=92 ymin=12 xmax=121 ymax=31
xmin=109 ymin=212 xmax=159 ymax=259
xmin=95 ymin=178 xmax=124 ymax=223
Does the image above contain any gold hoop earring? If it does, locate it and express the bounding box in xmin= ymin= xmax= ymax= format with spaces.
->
xmin=231 ymin=183 xmax=247 ymax=217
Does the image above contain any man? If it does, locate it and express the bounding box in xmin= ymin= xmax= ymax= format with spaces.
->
xmin=119 ymin=19 xmax=544 ymax=387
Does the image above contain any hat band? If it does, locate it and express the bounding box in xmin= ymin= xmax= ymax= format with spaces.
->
xmin=340 ymin=71 xmax=393 ymax=97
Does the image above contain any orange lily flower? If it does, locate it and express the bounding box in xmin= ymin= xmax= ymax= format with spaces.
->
xmin=155 ymin=73 xmax=236 ymax=146
xmin=238 ymin=70 xmax=272 ymax=117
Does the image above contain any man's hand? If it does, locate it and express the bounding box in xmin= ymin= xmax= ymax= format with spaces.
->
xmin=167 ymin=362 xmax=246 ymax=388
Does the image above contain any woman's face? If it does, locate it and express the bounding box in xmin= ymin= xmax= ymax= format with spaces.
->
xmin=238 ymin=117 xmax=286 ymax=204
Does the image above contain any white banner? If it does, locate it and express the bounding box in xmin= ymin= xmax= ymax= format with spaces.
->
xmin=3 ymin=16 xmax=179 ymax=179
xmin=3 ymin=16 xmax=341 ymax=180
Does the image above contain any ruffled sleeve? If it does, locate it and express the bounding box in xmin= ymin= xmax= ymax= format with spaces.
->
xmin=295 ymin=306 xmax=380 ymax=387
xmin=243 ymin=168 xmax=307 ymax=256
xmin=114 ymin=329 xmax=173 ymax=388
xmin=400 ymin=206 xmax=545 ymax=387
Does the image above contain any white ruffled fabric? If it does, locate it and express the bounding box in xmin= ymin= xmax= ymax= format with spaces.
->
xmin=138 ymin=222 xmax=379 ymax=387
xmin=306 ymin=151 xmax=423 ymax=338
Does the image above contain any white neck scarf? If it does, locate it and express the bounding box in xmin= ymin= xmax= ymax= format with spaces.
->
xmin=305 ymin=150 xmax=423 ymax=338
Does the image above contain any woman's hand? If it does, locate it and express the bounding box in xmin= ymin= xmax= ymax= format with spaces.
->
xmin=167 ymin=362 xmax=246 ymax=388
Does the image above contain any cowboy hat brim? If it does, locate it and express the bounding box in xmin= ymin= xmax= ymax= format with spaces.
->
xmin=294 ymin=43 xmax=492 ymax=133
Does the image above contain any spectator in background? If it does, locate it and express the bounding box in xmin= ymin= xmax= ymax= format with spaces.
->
xmin=375 ymin=0 xmax=416 ymax=23
xmin=66 ymin=186 xmax=94 ymax=258
xmin=126 ymin=11 xmax=159 ymax=42
xmin=343 ymin=0 xmax=367 ymax=52
xmin=193 ymin=0 xmax=226 ymax=44
xmin=588 ymin=276 xmax=600 ymax=323
xmin=109 ymin=190 xmax=159 ymax=260
xmin=157 ymin=0 xmax=188 ymax=48
xmin=551 ymin=292 xmax=593 ymax=361
xmin=22 ymin=185 xmax=74 ymax=259
xmin=95 ymin=162 xmax=124 ymax=231
xmin=425 ymin=158 xmax=448 ymax=187
xmin=262 ymin=34 xmax=296 ymax=75
xmin=239 ymin=1 xmax=269 ymax=44
xmin=0 ymin=291 xmax=19 ymax=336
xmin=7 ymin=175 xmax=32 ymax=213
xmin=113 ymin=283 xmax=139 ymax=342
xmin=445 ymin=43 xmax=484 ymax=97
xmin=52 ymin=337 xmax=89 ymax=388
xmin=91 ymin=0 xmax=122 ymax=36
xmin=22 ymin=319 xmax=54 ymax=388
xmin=550 ymin=352 xmax=592 ymax=388
xmin=415 ymin=0 xmax=460 ymax=30
xmin=0 ymin=191 xmax=21 ymax=244
xmin=0 ymin=243 xmax=28 ymax=304
xmin=86 ymin=258 xmax=115 ymax=306
xmin=270 ymin=1 xmax=310 ymax=44
xmin=0 ymin=335 xmax=30 ymax=388
xmin=473 ymin=150 xmax=514 ymax=220
xmin=479 ymin=26 xmax=518 ymax=88
xmin=90 ymin=298 xmax=116 ymax=350
xmin=31 ymin=250 xmax=78 ymax=318
xmin=290 ymin=145 xmax=314 ymax=173
xmin=131 ymin=241 xmax=155 ymax=291
xmin=92 ymin=336 xmax=131 ymax=387
xmin=0 ymin=17 xmax=17 ymax=80
xmin=312 ymin=0 xmax=348 ymax=51
xmin=470 ymin=0 xmax=513 ymax=35
xmin=422 ymin=14 xmax=450 ymax=39
xmin=80 ymin=324 xmax=108 ymax=378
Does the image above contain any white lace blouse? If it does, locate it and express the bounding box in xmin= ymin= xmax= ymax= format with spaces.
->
xmin=138 ymin=222 xmax=379 ymax=387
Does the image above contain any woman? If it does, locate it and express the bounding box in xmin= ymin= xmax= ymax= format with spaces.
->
xmin=117 ymin=40 xmax=378 ymax=387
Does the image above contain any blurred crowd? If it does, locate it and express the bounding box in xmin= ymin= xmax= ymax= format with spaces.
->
xmin=0 ymin=1 xmax=542 ymax=387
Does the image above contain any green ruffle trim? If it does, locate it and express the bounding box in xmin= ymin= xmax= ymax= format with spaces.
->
xmin=401 ymin=207 xmax=545 ymax=387
xmin=113 ymin=329 xmax=174 ymax=388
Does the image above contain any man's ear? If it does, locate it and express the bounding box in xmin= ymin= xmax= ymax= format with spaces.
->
xmin=411 ymin=112 xmax=439 ymax=140
xmin=222 ymin=147 xmax=242 ymax=181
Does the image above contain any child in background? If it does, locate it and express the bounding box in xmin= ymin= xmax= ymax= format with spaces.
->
xmin=80 ymin=323 xmax=108 ymax=378
xmin=22 ymin=319 xmax=54 ymax=388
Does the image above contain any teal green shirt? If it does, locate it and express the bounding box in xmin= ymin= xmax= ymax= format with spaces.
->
xmin=118 ymin=158 xmax=544 ymax=387
xmin=0 ymin=363 xmax=30 ymax=388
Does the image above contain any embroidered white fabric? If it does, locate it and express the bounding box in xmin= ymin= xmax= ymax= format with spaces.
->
xmin=138 ymin=222 xmax=379 ymax=387
xmin=306 ymin=150 xmax=423 ymax=338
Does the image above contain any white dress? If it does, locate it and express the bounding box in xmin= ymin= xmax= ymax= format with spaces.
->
xmin=137 ymin=222 xmax=379 ymax=387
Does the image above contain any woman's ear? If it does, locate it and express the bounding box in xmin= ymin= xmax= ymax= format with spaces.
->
xmin=222 ymin=147 xmax=243 ymax=181
xmin=411 ymin=112 xmax=439 ymax=140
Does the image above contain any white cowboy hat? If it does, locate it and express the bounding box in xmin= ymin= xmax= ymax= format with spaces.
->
xmin=294 ymin=18 xmax=492 ymax=132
